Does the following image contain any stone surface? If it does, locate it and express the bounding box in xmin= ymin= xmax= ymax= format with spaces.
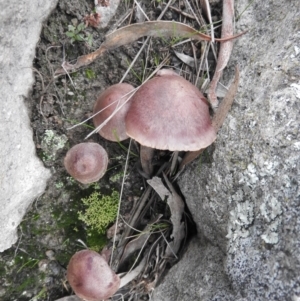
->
xmin=0 ymin=0 xmax=57 ymax=252
xmin=152 ymin=0 xmax=300 ymax=300
xmin=95 ymin=0 xmax=121 ymax=28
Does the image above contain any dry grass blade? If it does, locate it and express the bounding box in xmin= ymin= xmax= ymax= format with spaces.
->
xmin=119 ymin=215 xmax=162 ymax=266
xmin=54 ymin=21 xmax=245 ymax=75
xmin=200 ymin=0 xmax=215 ymax=42
xmin=134 ymin=0 xmax=149 ymax=22
xmin=179 ymin=65 xmax=240 ymax=171
xmin=110 ymin=138 xmax=132 ymax=267
xmin=184 ymin=0 xmax=201 ymax=26
xmin=111 ymin=186 xmax=152 ymax=270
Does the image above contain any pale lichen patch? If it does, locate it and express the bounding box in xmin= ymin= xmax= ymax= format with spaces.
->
xmin=260 ymin=197 xmax=282 ymax=244
xmin=226 ymin=200 xmax=254 ymax=241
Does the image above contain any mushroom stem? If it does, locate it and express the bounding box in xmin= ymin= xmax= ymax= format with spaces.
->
xmin=140 ymin=145 xmax=155 ymax=177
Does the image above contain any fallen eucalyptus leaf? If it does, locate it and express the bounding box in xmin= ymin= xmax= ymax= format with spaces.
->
xmin=55 ymin=21 xmax=246 ymax=75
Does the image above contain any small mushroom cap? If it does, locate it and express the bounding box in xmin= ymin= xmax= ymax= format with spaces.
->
xmin=64 ymin=142 xmax=108 ymax=184
xmin=93 ymin=83 xmax=135 ymax=142
xmin=67 ymin=250 xmax=120 ymax=301
xmin=125 ymin=73 xmax=217 ymax=151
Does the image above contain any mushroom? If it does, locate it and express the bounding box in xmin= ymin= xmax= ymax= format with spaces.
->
xmin=93 ymin=83 xmax=135 ymax=142
xmin=67 ymin=249 xmax=120 ymax=301
xmin=64 ymin=142 xmax=108 ymax=184
xmin=125 ymin=69 xmax=216 ymax=176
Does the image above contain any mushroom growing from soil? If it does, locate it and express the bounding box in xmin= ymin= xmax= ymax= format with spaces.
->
xmin=125 ymin=69 xmax=217 ymax=176
xmin=64 ymin=142 xmax=108 ymax=184
xmin=67 ymin=249 xmax=120 ymax=301
xmin=93 ymin=83 xmax=135 ymax=141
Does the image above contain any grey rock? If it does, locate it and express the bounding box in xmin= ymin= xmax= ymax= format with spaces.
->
xmin=0 ymin=0 xmax=57 ymax=252
xmin=95 ymin=0 xmax=121 ymax=28
xmin=153 ymin=237 xmax=235 ymax=301
xmin=152 ymin=0 xmax=300 ymax=300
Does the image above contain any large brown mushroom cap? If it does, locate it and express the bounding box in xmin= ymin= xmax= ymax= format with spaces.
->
xmin=67 ymin=249 xmax=120 ymax=301
xmin=93 ymin=83 xmax=135 ymax=142
xmin=64 ymin=142 xmax=108 ymax=184
xmin=125 ymin=73 xmax=217 ymax=151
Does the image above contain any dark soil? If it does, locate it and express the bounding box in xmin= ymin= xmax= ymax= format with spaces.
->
xmin=0 ymin=1 xmax=222 ymax=300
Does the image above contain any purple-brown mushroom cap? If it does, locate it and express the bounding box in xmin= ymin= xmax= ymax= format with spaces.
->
xmin=93 ymin=83 xmax=135 ymax=142
xmin=125 ymin=73 xmax=217 ymax=151
xmin=67 ymin=249 xmax=120 ymax=301
xmin=64 ymin=142 xmax=108 ymax=184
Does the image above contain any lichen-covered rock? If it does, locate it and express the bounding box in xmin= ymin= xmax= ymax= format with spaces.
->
xmin=152 ymin=0 xmax=300 ymax=300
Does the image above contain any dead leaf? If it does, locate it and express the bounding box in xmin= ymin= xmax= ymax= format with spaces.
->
xmin=55 ymin=21 xmax=246 ymax=75
xmin=147 ymin=175 xmax=185 ymax=258
xmin=147 ymin=176 xmax=171 ymax=200
xmin=174 ymin=50 xmax=196 ymax=68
